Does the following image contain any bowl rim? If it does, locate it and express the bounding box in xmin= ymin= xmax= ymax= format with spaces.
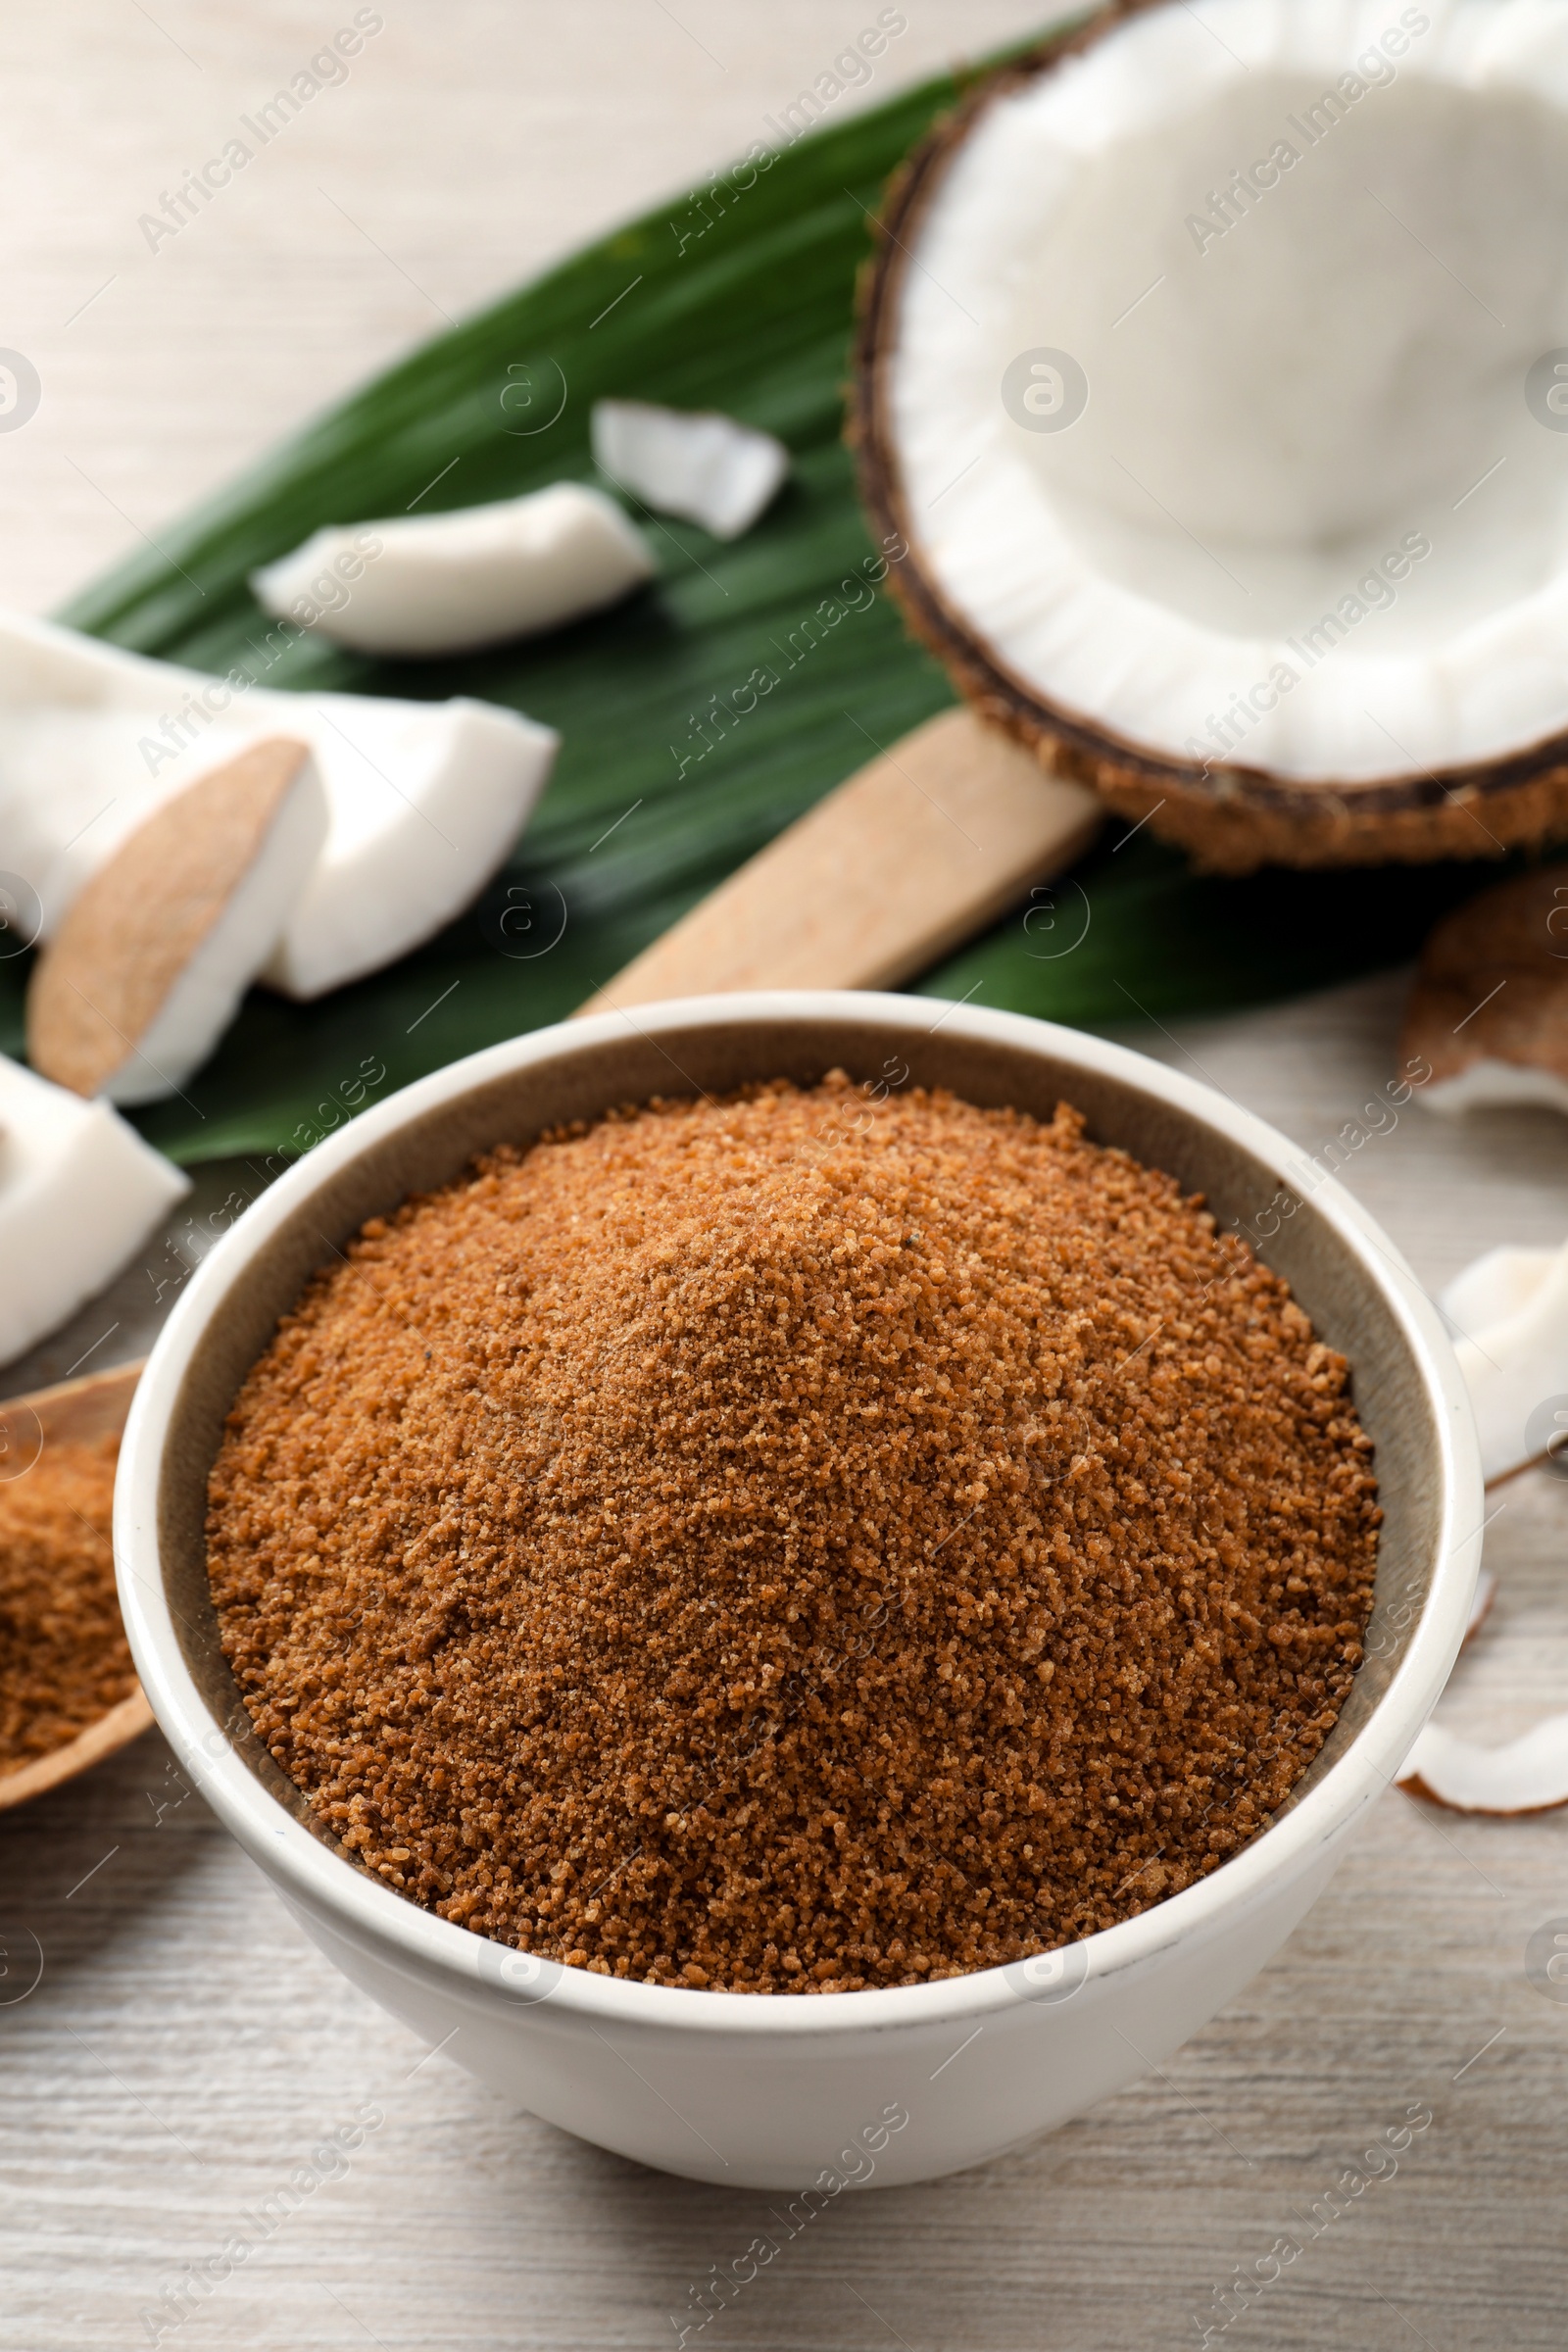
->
xmin=115 ymin=990 xmax=1483 ymax=2039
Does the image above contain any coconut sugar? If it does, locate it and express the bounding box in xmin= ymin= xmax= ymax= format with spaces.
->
xmin=207 ymin=1076 xmax=1379 ymax=1992
xmin=0 ymin=1433 xmax=133 ymax=1771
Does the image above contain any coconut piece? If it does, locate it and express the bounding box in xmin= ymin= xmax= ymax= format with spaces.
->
xmin=1437 ymin=1231 xmax=1568 ymax=1480
xmin=591 ymin=400 xmax=788 ymax=539
xmin=0 ymin=1054 xmax=188 ymax=1366
xmin=1452 ymin=1259 xmax=1568 ymax=1484
xmin=261 ymin=695 xmax=557 ymax=999
xmin=250 ymin=484 xmax=655 ymax=659
xmin=0 ymin=610 xmax=558 ymax=1001
xmin=1402 ymin=870 xmax=1568 ymax=1117
xmin=1441 ymin=1235 xmax=1568 ymax=1482
xmin=1442 ymin=1245 xmax=1556 ymax=1340
xmin=1400 ymin=1567 xmax=1564 ymax=1816
xmin=26 ymin=738 xmax=325 ymax=1105
xmin=853 ymin=0 xmax=1568 ymax=873
xmin=1416 ymin=1060 xmax=1568 ymax=1118
xmin=1398 ymin=1711 xmax=1568 ymax=1814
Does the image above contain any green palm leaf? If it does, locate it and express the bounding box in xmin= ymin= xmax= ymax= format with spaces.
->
xmin=2 ymin=57 xmax=1503 ymax=1162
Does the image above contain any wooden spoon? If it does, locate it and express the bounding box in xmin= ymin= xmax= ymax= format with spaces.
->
xmin=0 ymin=1359 xmax=151 ymax=1814
xmin=576 ymin=708 xmax=1101 ymax=1015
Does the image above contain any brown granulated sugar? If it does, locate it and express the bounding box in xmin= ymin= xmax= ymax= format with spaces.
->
xmin=208 ymin=1076 xmax=1379 ymax=1992
xmin=1 ymin=1434 xmax=133 ymax=1771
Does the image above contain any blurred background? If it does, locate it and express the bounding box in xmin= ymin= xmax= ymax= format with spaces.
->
xmin=3 ymin=3 xmax=1043 ymax=612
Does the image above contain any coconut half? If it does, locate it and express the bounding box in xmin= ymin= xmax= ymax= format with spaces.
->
xmin=0 ymin=1053 xmax=188 ymax=1365
xmin=251 ymin=484 xmax=655 ymax=659
xmin=0 ymin=611 xmax=558 ymax=1000
xmin=854 ymin=0 xmax=1568 ymax=871
xmin=27 ymin=738 xmax=326 ymax=1105
xmin=591 ymin=401 xmax=789 ymax=539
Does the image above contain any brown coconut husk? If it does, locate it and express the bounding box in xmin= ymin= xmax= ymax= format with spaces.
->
xmin=1399 ymin=865 xmax=1568 ymax=1094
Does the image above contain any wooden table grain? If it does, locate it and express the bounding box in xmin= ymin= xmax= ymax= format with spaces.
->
xmin=4 ymin=11 xmax=1567 ymax=2349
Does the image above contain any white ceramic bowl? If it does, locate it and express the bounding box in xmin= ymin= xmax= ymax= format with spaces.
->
xmin=116 ymin=994 xmax=1481 ymax=2190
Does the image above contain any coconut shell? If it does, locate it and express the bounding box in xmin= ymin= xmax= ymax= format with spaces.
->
xmin=26 ymin=737 xmax=311 ymax=1098
xmin=849 ymin=1 xmax=1568 ymax=876
xmin=1399 ymin=866 xmax=1568 ymax=1092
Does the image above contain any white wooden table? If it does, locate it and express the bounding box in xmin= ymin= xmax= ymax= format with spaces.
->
xmin=4 ymin=11 xmax=1567 ymax=2348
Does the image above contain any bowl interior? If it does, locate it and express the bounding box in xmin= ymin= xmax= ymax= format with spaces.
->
xmin=154 ymin=1008 xmax=1446 ymax=1882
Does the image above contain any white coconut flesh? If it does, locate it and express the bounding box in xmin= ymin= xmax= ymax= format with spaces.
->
xmin=591 ymin=401 xmax=789 ymax=540
xmin=0 ymin=1053 xmax=188 ymax=1367
xmin=890 ymin=0 xmax=1568 ymax=783
xmin=251 ymin=483 xmax=655 ymax=659
xmin=1423 ymin=1059 xmax=1568 ymax=1117
xmin=1441 ymin=1242 xmax=1557 ymax=1337
xmin=100 ymin=751 xmax=330 ymax=1107
xmin=1441 ymin=1236 xmax=1568 ymax=1481
xmin=0 ymin=612 xmax=559 ymax=1001
xmin=1399 ymin=1712 xmax=1568 ymax=1812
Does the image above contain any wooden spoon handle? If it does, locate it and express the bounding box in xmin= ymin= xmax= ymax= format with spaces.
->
xmin=575 ymin=709 xmax=1100 ymax=1017
xmin=7 ymin=1356 xmax=144 ymax=1446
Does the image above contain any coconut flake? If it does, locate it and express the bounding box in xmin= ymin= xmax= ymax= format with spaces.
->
xmin=0 ymin=1054 xmax=188 ymax=1366
xmin=1404 ymin=869 xmax=1568 ymax=1118
xmin=591 ymin=401 xmax=788 ymax=539
xmin=1398 ymin=1710 xmax=1568 ymax=1814
xmin=1396 ymin=1471 xmax=1555 ymax=1819
xmin=1442 ymin=1245 xmax=1556 ymax=1339
xmin=0 ymin=611 xmax=558 ymax=1002
xmin=1442 ymin=1235 xmax=1568 ymax=1482
xmin=26 ymin=738 xmax=326 ymax=1105
xmin=250 ymin=483 xmax=655 ymax=658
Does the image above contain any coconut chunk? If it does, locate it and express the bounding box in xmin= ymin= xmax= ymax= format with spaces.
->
xmin=1418 ymin=1060 xmax=1568 ymax=1119
xmin=0 ymin=1054 xmax=188 ymax=1366
xmin=1398 ymin=1711 xmax=1568 ymax=1814
xmin=0 ymin=611 xmax=559 ymax=1001
xmin=1442 ymin=1245 xmax=1556 ymax=1339
xmin=1441 ymin=1234 xmax=1568 ymax=1483
xmin=27 ymin=738 xmax=325 ymax=1105
xmin=250 ymin=484 xmax=655 ymax=658
xmin=1403 ymin=870 xmax=1568 ymax=1117
xmin=261 ymin=695 xmax=557 ymax=999
xmin=1400 ymin=1563 xmax=1561 ymax=1816
xmin=591 ymin=400 xmax=788 ymax=539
